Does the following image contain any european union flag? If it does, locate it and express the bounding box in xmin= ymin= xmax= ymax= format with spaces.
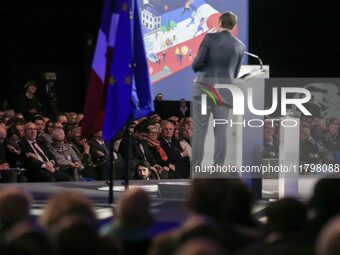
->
xmin=102 ymin=0 xmax=153 ymax=141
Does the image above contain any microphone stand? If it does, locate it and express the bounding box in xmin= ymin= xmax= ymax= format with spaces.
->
xmin=244 ymin=51 xmax=264 ymax=69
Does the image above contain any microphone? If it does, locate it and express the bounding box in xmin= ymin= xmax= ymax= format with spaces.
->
xmin=244 ymin=51 xmax=264 ymax=69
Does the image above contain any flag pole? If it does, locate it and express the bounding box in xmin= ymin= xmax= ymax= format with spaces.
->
xmin=123 ymin=119 xmax=131 ymax=191
xmin=108 ymin=138 xmax=115 ymax=205
xmin=122 ymin=0 xmax=136 ymax=191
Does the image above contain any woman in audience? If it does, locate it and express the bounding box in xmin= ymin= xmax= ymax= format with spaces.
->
xmin=145 ymin=124 xmax=169 ymax=178
xmin=5 ymin=127 xmax=23 ymax=168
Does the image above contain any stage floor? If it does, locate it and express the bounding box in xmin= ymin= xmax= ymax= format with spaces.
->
xmin=0 ymin=176 xmax=320 ymax=224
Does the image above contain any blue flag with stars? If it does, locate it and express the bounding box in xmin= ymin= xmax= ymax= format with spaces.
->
xmin=103 ymin=0 xmax=153 ymax=141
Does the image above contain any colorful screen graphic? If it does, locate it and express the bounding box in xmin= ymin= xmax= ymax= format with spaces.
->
xmin=139 ymin=0 xmax=249 ymax=100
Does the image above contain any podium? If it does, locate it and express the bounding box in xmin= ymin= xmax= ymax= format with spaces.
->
xmin=226 ymin=65 xmax=270 ymax=168
xmin=229 ymin=65 xmax=270 ymax=198
xmin=198 ymin=65 xmax=269 ymax=198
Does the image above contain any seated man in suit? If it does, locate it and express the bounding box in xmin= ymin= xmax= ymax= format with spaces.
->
xmin=119 ymin=122 xmax=160 ymax=178
xmin=34 ymin=115 xmax=51 ymax=146
xmin=20 ymin=122 xmax=73 ymax=182
xmin=89 ymin=130 xmax=109 ymax=180
xmin=159 ymin=121 xmax=190 ymax=178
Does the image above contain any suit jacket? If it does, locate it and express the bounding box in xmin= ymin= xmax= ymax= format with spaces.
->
xmin=0 ymin=143 xmax=7 ymax=164
xmin=192 ymin=31 xmax=245 ymax=106
xmin=89 ymin=138 xmax=108 ymax=164
xmin=159 ymin=137 xmax=186 ymax=165
xmin=119 ymin=136 xmax=157 ymax=173
xmin=19 ymin=139 xmax=55 ymax=171
xmin=159 ymin=137 xmax=190 ymax=178
xmin=49 ymin=143 xmax=83 ymax=169
xmin=176 ymin=107 xmax=190 ymax=119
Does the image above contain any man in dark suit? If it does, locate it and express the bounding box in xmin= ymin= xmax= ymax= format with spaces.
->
xmin=20 ymin=122 xmax=73 ymax=182
xmin=192 ymin=12 xmax=245 ymax=167
xmin=89 ymin=130 xmax=109 ymax=180
xmin=159 ymin=121 xmax=190 ymax=178
xmin=119 ymin=122 xmax=159 ymax=178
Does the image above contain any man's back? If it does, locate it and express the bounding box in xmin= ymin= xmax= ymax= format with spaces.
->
xmin=193 ymin=31 xmax=245 ymax=80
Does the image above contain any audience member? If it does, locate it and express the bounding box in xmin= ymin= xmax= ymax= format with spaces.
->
xmin=237 ymin=198 xmax=313 ymax=255
xmin=145 ymin=124 xmax=169 ymax=178
xmin=300 ymin=123 xmax=324 ymax=164
xmin=0 ymin=126 xmax=19 ymax=183
xmin=101 ymin=187 xmax=153 ymax=255
xmin=89 ymin=130 xmax=109 ymax=180
xmin=154 ymin=93 xmax=167 ymax=119
xmin=119 ymin=122 xmax=160 ymax=177
xmin=316 ymin=216 xmax=340 ymax=255
xmin=41 ymin=190 xmax=97 ymax=230
xmin=263 ymin=121 xmax=279 ymax=158
xmin=309 ymin=178 xmax=340 ymax=241
xmin=302 ymin=94 xmax=322 ymax=119
xmin=322 ymin=120 xmax=340 ymax=151
xmin=45 ymin=120 xmax=55 ymax=135
xmin=49 ymin=128 xmax=83 ymax=180
xmin=5 ymin=127 xmax=23 ymax=168
xmin=135 ymin=161 xmax=160 ymax=180
xmin=16 ymin=81 xmax=42 ymax=121
xmin=0 ymin=187 xmax=32 ymax=232
xmin=34 ymin=115 xmax=51 ymax=146
xmin=159 ymin=121 xmax=189 ymax=178
xmin=176 ymin=98 xmax=190 ymax=119
xmin=56 ymin=114 xmax=68 ymax=126
xmin=68 ymin=127 xmax=96 ymax=179
xmin=20 ymin=122 xmax=73 ymax=182
xmin=179 ymin=123 xmax=192 ymax=160
xmin=174 ymin=238 xmax=225 ymax=255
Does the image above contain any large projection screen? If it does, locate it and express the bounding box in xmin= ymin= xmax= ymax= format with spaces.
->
xmin=139 ymin=0 xmax=249 ymax=100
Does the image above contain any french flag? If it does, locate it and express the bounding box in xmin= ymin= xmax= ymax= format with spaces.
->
xmin=81 ymin=0 xmax=119 ymax=138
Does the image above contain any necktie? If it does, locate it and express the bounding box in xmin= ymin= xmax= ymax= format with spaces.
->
xmin=138 ymin=143 xmax=146 ymax=160
xmin=32 ymin=142 xmax=49 ymax=162
xmin=101 ymin=142 xmax=109 ymax=155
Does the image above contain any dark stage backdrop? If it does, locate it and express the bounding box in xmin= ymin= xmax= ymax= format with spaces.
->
xmin=0 ymin=0 xmax=102 ymax=113
xmin=0 ymin=0 xmax=339 ymax=113
xmin=249 ymin=0 xmax=340 ymax=78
